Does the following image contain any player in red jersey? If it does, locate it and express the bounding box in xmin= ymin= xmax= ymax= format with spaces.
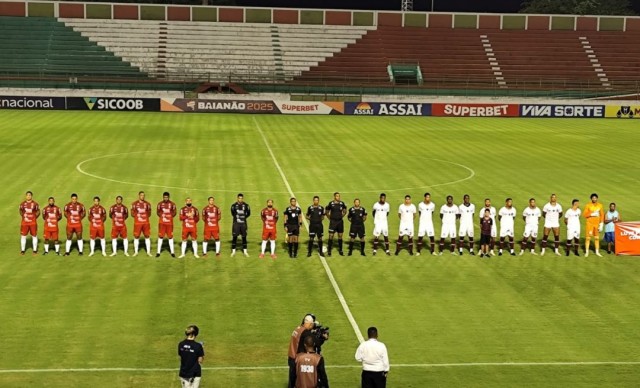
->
xmin=179 ymin=197 xmax=200 ymax=258
xmin=202 ymin=196 xmax=222 ymax=257
xmin=19 ymin=190 xmax=40 ymax=255
xmin=64 ymin=193 xmax=86 ymax=256
xmin=109 ymin=195 xmax=129 ymax=256
xmin=260 ymin=199 xmax=279 ymax=259
xmin=131 ymin=191 xmax=152 ymax=257
xmin=88 ymin=196 xmax=107 ymax=257
xmin=156 ymin=191 xmax=177 ymax=258
xmin=42 ymin=196 xmax=62 ymax=255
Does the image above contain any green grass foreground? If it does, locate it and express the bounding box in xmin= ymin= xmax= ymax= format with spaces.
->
xmin=1 ymin=111 xmax=639 ymax=387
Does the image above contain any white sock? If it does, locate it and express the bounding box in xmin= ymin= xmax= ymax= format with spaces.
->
xmin=168 ymin=238 xmax=174 ymax=254
xmin=181 ymin=241 xmax=187 ymax=255
xmin=66 ymin=240 xmax=72 ymax=253
xmin=101 ymin=239 xmax=106 ymax=254
xmin=32 ymin=236 xmax=38 ymax=251
xmin=78 ymin=240 xmax=84 ymax=253
xmin=90 ymin=239 xmax=95 ymax=254
xmin=112 ymin=240 xmax=118 ymax=253
xmin=261 ymin=241 xmax=267 ymax=254
xmin=157 ymin=239 xmax=163 ymax=254
xmin=191 ymin=241 xmax=198 ymax=255
xmin=215 ymin=241 xmax=220 ymax=254
xmin=123 ymin=239 xmax=129 ymax=253
xmin=145 ymin=238 xmax=151 ymax=254
xmin=203 ymin=241 xmax=208 ymax=254
xmin=243 ymin=248 xmax=248 ymax=254
xmin=54 ymin=244 xmax=59 ymax=253
xmin=20 ymin=236 xmax=27 ymax=251
xmin=44 ymin=243 xmax=49 ymax=253
xmin=134 ymin=239 xmax=139 ymax=253
xmin=270 ymin=240 xmax=276 ymax=254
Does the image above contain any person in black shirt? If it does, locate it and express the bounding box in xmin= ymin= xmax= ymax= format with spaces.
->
xmin=178 ymin=325 xmax=204 ymax=388
xmin=284 ymin=197 xmax=303 ymax=258
xmin=325 ymin=192 xmax=347 ymax=256
xmin=347 ymin=198 xmax=368 ymax=256
xmin=230 ymin=193 xmax=251 ymax=257
xmin=306 ymin=196 xmax=325 ymax=257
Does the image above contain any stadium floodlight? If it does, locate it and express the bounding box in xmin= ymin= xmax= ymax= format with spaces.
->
xmin=401 ymin=0 xmax=413 ymax=11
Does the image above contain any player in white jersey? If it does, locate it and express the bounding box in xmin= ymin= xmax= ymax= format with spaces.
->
xmin=479 ymin=198 xmax=497 ymax=255
xmin=498 ymin=198 xmax=517 ymax=256
xmin=372 ymin=193 xmax=391 ymax=256
xmin=396 ymin=195 xmax=416 ymax=255
xmin=439 ymin=195 xmax=460 ymax=255
xmin=416 ymin=192 xmax=436 ymax=256
xmin=519 ymin=198 xmax=541 ymax=255
xmin=458 ymin=194 xmax=475 ymax=255
xmin=564 ymin=199 xmax=581 ymax=256
xmin=541 ymin=194 xmax=563 ymax=256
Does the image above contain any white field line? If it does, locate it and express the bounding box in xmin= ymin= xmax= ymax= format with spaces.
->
xmin=252 ymin=116 xmax=365 ymax=344
xmin=76 ymin=151 xmax=475 ymax=195
xmin=2 ymin=361 xmax=640 ymax=373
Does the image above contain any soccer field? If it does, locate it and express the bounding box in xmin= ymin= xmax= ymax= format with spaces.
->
xmin=1 ymin=110 xmax=640 ymax=387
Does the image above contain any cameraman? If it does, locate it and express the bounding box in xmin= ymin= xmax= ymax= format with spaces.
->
xmin=178 ymin=325 xmax=204 ymax=388
xmin=289 ymin=314 xmax=315 ymax=388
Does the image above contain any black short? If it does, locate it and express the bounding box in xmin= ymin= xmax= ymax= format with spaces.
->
xmin=232 ymin=223 xmax=247 ymax=237
xmin=309 ymin=223 xmax=324 ymax=238
xmin=349 ymin=224 xmax=365 ymax=238
xmin=480 ymin=234 xmax=491 ymax=244
xmin=328 ymin=219 xmax=344 ymax=234
xmin=286 ymin=224 xmax=300 ymax=236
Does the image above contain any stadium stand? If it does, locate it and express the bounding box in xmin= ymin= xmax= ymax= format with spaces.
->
xmin=61 ymin=18 xmax=374 ymax=82
xmin=0 ymin=16 xmax=145 ymax=79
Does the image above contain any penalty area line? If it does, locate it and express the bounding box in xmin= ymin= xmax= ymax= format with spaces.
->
xmin=2 ymin=361 xmax=640 ymax=373
xmin=252 ymin=117 xmax=365 ymax=344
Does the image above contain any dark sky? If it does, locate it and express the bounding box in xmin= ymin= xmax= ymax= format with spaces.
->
xmin=237 ymin=0 xmax=640 ymax=14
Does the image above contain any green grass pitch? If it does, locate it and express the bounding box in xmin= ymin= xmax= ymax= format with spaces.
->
xmin=1 ymin=110 xmax=640 ymax=387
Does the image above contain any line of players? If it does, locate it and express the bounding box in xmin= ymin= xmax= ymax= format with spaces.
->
xmin=392 ymin=192 xmax=620 ymax=257
xmin=18 ymin=190 xmax=620 ymax=258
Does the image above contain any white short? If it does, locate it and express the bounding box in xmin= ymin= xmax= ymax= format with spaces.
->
xmin=458 ymin=222 xmax=474 ymax=238
xmin=490 ymin=223 xmax=497 ymax=238
xmin=418 ymin=222 xmax=434 ymax=238
xmin=399 ymin=223 xmax=414 ymax=237
xmin=181 ymin=377 xmax=201 ymax=388
xmin=500 ymin=226 xmax=514 ymax=238
xmin=523 ymin=224 xmax=538 ymax=238
xmin=441 ymin=223 xmax=457 ymax=239
xmin=544 ymin=221 xmax=560 ymax=229
xmin=567 ymin=228 xmax=580 ymax=240
xmin=373 ymin=223 xmax=389 ymax=237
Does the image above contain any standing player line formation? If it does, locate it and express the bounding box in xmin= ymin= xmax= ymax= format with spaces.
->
xmin=19 ymin=191 xmax=622 ymax=258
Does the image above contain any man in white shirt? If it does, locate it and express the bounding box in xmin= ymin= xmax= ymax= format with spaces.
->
xmin=564 ymin=199 xmax=581 ymax=256
xmin=541 ymin=193 xmax=563 ymax=256
xmin=416 ymin=192 xmax=436 ymax=256
xmin=372 ymin=193 xmax=391 ymax=256
xmin=396 ymin=195 xmax=416 ymax=255
xmin=479 ymin=198 xmax=497 ymax=255
xmin=498 ymin=198 xmax=517 ymax=256
xmin=520 ymin=198 xmax=541 ymax=255
xmin=439 ymin=195 xmax=460 ymax=255
xmin=355 ymin=326 xmax=389 ymax=388
xmin=458 ymin=194 xmax=475 ymax=255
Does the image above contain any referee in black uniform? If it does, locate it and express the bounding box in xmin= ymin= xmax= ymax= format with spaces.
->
xmin=325 ymin=192 xmax=347 ymax=256
xmin=306 ymin=196 xmax=325 ymax=257
xmin=348 ymin=198 xmax=368 ymax=256
xmin=284 ymin=197 xmax=303 ymax=258
xmin=230 ymin=193 xmax=251 ymax=257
